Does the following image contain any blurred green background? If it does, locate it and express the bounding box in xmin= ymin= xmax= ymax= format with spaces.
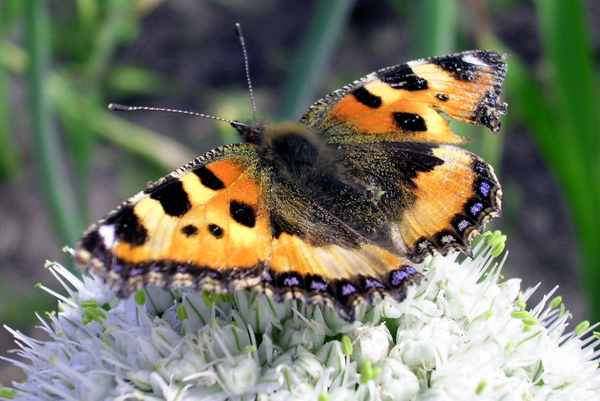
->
xmin=1 ymin=0 xmax=599 ymax=384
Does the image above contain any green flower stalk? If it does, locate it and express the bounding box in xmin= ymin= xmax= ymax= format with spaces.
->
xmin=2 ymin=235 xmax=599 ymax=400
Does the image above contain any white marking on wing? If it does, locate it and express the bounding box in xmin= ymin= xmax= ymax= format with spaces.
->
xmin=99 ymin=225 xmax=116 ymax=248
xmin=462 ymin=54 xmax=487 ymax=67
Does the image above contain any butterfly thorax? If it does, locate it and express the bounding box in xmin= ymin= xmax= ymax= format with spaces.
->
xmin=233 ymin=121 xmax=329 ymax=175
xmin=233 ymin=122 xmax=394 ymax=249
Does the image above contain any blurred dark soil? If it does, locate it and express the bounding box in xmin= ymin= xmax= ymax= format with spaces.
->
xmin=1 ymin=0 xmax=593 ymax=384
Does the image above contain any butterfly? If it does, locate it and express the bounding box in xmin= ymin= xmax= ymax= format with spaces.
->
xmin=76 ymin=49 xmax=506 ymax=320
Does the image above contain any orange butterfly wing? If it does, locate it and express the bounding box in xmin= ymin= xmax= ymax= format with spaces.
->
xmin=76 ymin=50 xmax=507 ymax=319
xmin=301 ymin=50 xmax=506 ymax=144
xmin=76 ymin=143 xmax=419 ymax=318
xmin=77 ymin=145 xmax=271 ymax=290
xmin=335 ymin=141 xmax=502 ymax=261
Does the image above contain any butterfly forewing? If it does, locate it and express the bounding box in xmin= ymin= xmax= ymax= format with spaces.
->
xmin=301 ymin=50 xmax=507 ymax=144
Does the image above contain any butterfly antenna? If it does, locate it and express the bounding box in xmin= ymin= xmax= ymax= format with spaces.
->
xmin=235 ymin=22 xmax=258 ymax=123
xmin=107 ymin=103 xmax=241 ymax=125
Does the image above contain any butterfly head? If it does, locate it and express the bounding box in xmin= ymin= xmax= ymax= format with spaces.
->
xmin=230 ymin=120 xmax=265 ymax=145
xmin=232 ymin=121 xmax=330 ymax=176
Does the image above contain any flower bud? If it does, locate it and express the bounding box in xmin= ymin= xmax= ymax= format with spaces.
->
xmin=350 ymin=324 xmax=392 ymax=365
xmin=279 ymin=317 xmax=325 ymax=351
xmin=215 ymin=354 xmax=259 ymax=396
xmin=377 ymin=358 xmax=419 ymax=401
xmin=397 ymin=338 xmax=437 ymax=371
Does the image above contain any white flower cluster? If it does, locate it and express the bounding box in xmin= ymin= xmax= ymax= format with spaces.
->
xmin=2 ymin=235 xmax=599 ymax=401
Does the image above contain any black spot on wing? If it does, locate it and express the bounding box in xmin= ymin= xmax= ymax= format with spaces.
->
xmin=393 ymin=112 xmax=427 ymax=132
xmin=271 ymin=216 xmax=306 ymax=240
xmin=451 ymin=215 xmax=475 ymax=236
xmin=230 ymin=200 xmax=256 ymax=228
xmin=193 ymin=166 xmax=225 ymax=190
xmin=473 ymin=160 xmax=489 ymax=176
xmin=149 ymin=177 xmax=191 ymax=217
xmin=433 ymin=54 xmax=477 ymax=81
xmin=476 ymin=178 xmax=493 ymax=198
xmin=377 ymin=64 xmax=428 ymax=90
xmin=466 ymin=199 xmax=485 ymax=219
xmin=208 ymin=223 xmax=224 ymax=238
xmin=335 ymin=280 xmax=359 ymax=305
xmin=306 ymin=275 xmax=330 ymax=293
xmin=105 ymin=205 xmax=148 ymax=246
xmin=434 ymin=230 xmax=462 ymax=248
xmin=277 ymin=272 xmax=303 ymax=289
xmin=80 ymin=229 xmax=104 ymax=254
xmin=388 ymin=266 xmax=419 ymax=288
xmin=466 ymin=158 xmax=501 ymax=220
xmin=351 ymin=86 xmax=382 ymax=108
xmin=387 ymin=143 xmax=444 ymax=188
xmin=436 ymin=93 xmax=449 ymax=102
xmin=181 ymin=224 xmax=198 ymax=237
xmin=361 ymin=276 xmax=385 ymax=290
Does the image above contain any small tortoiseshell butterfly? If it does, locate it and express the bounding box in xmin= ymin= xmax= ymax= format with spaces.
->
xmin=76 ymin=36 xmax=506 ymax=319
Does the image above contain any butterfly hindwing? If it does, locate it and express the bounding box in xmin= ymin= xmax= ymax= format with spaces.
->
xmin=301 ymin=50 xmax=507 ymax=144
xmin=336 ymin=142 xmax=501 ymax=261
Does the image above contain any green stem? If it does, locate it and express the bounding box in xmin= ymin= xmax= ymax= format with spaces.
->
xmin=25 ymin=0 xmax=83 ymax=247
xmin=93 ymin=109 xmax=194 ymax=170
xmin=406 ymin=0 xmax=459 ymax=57
xmin=484 ymin=32 xmax=600 ymax=319
xmin=534 ymin=0 xmax=600 ymax=318
xmin=277 ymin=0 xmax=356 ymax=120
xmin=2 ymin=40 xmax=190 ymax=174
xmin=84 ymin=0 xmax=134 ymax=84
xmin=0 ymin=64 xmax=19 ymax=179
xmin=0 ymin=1 xmax=22 ymax=180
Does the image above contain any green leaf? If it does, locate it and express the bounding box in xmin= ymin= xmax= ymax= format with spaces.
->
xmin=535 ymin=0 xmax=598 ymax=156
xmin=0 ymin=387 xmax=16 ymax=399
xmin=0 ymin=3 xmax=25 ymax=181
xmin=49 ymin=74 xmax=98 ymax=219
xmin=47 ymin=74 xmax=192 ymax=171
xmin=533 ymin=0 xmax=600 ymax=318
xmin=94 ymin=109 xmax=194 ymax=170
xmin=25 ymin=0 xmax=84 ymax=248
xmin=0 ymin=0 xmax=23 ymax=31
xmin=401 ymin=0 xmax=504 ymax=167
xmin=77 ymin=0 xmax=100 ymax=28
xmin=84 ymin=0 xmax=138 ymax=84
xmin=0 ymin=64 xmax=19 ymax=179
